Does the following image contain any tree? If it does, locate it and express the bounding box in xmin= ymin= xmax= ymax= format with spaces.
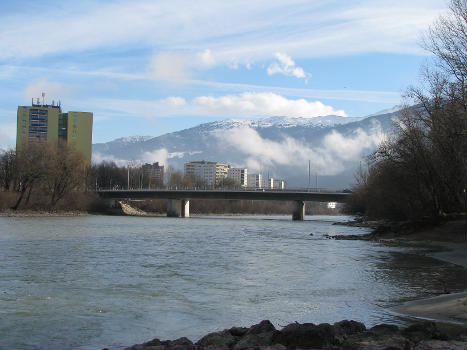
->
xmin=0 ymin=149 xmax=16 ymax=191
xmin=12 ymin=142 xmax=51 ymax=209
xmin=92 ymin=161 xmax=127 ymax=189
xmin=349 ymin=0 xmax=466 ymax=220
xmin=44 ymin=143 xmax=86 ymax=207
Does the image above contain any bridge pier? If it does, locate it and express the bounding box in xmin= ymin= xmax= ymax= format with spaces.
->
xmin=167 ymin=199 xmax=190 ymax=218
xmin=292 ymin=200 xmax=305 ymax=221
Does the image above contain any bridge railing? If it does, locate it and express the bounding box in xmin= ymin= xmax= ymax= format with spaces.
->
xmin=96 ymin=187 xmax=351 ymax=193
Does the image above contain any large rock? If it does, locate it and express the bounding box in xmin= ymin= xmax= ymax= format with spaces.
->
xmin=123 ymin=320 xmax=466 ymax=350
xmin=126 ymin=337 xmax=197 ymax=350
xmin=233 ymin=320 xmax=277 ymax=350
xmin=272 ymin=322 xmax=338 ymax=349
xmin=196 ymin=329 xmax=237 ymax=350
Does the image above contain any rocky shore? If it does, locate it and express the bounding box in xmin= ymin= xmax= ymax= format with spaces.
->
xmin=331 ymin=219 xmax=466 ymax=244
xmin=119 ymin=319 xmax=466 ymax=350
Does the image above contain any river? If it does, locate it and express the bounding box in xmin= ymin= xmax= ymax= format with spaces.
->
xmin=0 ymin=215 xmax=464 ymax=349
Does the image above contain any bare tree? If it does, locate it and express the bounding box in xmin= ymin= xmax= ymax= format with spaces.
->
xmin=0 ymin=149 xmax=16 ymax=191
xmin=12 ymin=142 xmax=50 ymax=210
xmin=44 ymin=143 xmax=86 ymax=207
xmin=349 ymin=0 xmax=466 ymax=220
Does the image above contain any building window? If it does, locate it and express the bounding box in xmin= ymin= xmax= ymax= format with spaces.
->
xmin=28 ymin=109 xmax=48 ymax=140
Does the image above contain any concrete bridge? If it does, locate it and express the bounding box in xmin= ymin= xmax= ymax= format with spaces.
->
xmin=97 ymin=189 xmax=350 ymax=220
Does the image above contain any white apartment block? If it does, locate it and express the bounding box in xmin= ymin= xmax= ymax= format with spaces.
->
xmin=261 ymin=177 xmax=274 ymax=189
xmin=227 ymin=168 xmax=248 ymax=187
xmin=247 ymin=173 xmax=262 ymax=188
xmin=184 ymin=161 xmax=229 ymax=187
xmin=273 ymin=179 xmax=286 ymax=190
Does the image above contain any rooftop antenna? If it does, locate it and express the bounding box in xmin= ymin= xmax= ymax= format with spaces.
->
xmin=36 ymin=97 xmax=40 ymax=105
xmin=31 ymin=97 xmax=33 ymax=106
xmin=41 ymin=92 xmax=45 ymax=106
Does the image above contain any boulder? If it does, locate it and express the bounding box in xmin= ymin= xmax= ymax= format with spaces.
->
xmin=233 ymin=320 xmax=278 ymax=350
xmin=272 ymin=322 xmax=338 ymax=349
xmin=196 ymin=329 xmax=237 ymax=350
xmin=402 ymin=322 xmax=446 ymax=342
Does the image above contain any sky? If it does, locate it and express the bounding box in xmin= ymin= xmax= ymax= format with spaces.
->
xmin=0 ymin=0 xmax=448 ymax=149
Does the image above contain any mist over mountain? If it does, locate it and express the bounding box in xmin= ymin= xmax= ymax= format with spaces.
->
xmin=92 ymin=109 xmax=401 ymax=188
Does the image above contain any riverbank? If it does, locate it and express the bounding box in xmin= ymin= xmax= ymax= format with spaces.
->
xmin=121 ymin=319 xmax=466 ymax=350
xmin=334 ymin=218 xmax=466 ymax=328
xmin=0 ymin=209 xmax=90 ymax=217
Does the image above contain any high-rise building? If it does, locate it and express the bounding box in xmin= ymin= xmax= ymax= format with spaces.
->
xmin=184 ymin=161 xmax=229 ymax=187
xmin=142 ymin=162 xmax=164 ymax=188
xmin=16 ymin=99 xmax=93 ymax=163
xmin=247 ymin=173 xmax=262 ymax=188
xmin=261 ymin=177 xmax=274 ymax=189
xmin=227 ymin=168 xmax=248 ymax=187
xmin=273 ymin=179 xmax=286 ymax=190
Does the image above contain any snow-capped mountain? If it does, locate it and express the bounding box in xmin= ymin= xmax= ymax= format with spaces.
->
xmin=113 ymin=136 xmax=154 ymax=143
xmin=93 ymin=110 xmax=399 ymax=188
xmin=205 ymin=115 xmax=362 ymax=131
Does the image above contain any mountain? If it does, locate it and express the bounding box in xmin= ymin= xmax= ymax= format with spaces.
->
xmin=92 ymin=109 xmax=401 ymax=188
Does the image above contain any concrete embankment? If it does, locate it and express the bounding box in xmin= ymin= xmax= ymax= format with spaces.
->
xmin=119 ymin=319 xmax=466 ymax=350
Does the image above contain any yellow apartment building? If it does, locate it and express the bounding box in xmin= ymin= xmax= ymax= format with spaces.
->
xmin=16 ymin=100 xmax=93 ymax=163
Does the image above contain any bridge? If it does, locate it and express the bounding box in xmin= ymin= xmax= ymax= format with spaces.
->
xmin=97 ymin=189 xmax=350 ymax=220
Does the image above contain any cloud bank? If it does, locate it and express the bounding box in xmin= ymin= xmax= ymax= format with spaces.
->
xmin=89 ymin=92 xmax=347 ymax=119
xmin=217 ymin=125 xmax=385 ymax=176
xmin=192 ymin=92 xmax=347 ymax=118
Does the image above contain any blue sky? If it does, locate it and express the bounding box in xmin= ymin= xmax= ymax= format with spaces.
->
xmin=0 ymin=0 xmax=447 ymax=147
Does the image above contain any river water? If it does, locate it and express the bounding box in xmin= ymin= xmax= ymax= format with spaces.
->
xmin=0 ymin=215 xmax=464 ymax=349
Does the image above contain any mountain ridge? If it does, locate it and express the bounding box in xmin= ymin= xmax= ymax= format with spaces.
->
xmin=93 ymin=108 xmax=401 ymax=188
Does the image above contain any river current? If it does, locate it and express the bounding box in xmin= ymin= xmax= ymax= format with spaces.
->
xmin=0 ymin=215 xmax=464 ymax=349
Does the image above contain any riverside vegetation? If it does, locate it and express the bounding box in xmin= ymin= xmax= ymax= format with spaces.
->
xmin=344 ymin=0 xmax=466 ymax=223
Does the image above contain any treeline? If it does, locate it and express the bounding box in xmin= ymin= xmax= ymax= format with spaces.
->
xmin=91 ymin=162 xmax=242 ymax=190
xmin=346 ymin=0 xmax=466 ymax=221
xmin=0 ymin=145 xmax=340 ymax=214
xmin=0 ymin=143 xmax=101 ymax=211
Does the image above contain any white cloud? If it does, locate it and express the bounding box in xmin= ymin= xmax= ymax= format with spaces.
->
xmin=192 ymin=92 xmax=347 ymax=118
xmin=141 ymin=148 xmax=169 ymax=165
xmin=148 ymin=52 xmax=192 ymax=83
xmin=267 ymin=52 xmax=311 ymax=82
xmin=217 ymin=126 xmax=385 ymax=175
xmin=148 ymin=49 xmax=218 ymax=83
xmin=92 ymin=152 xmax=128 ymax=166
xmin=88 ymin=92 xmax=347 ymax=119
xmin=323 ymin=127 xmax=385 ymax=160
xmin=160 ymin=96 xmax=187 ymax=107
xmin=196 ymin=49 xmax=216 ymax=67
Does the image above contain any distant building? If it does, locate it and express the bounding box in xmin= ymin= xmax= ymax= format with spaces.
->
xmin=227 ymin=168 xmax=248 ymax=187
xmin=261 ymin=177 xmax=274 ymax=189
xmin=16 ymin=98 xmax=93 ymax=163
xmin=247 ymin=173 xmax=262 ymax=188
xmin=273 ymin=179 xmax=286 ymax=190
xmin=184 ymin=161 xmax=229 ymax=187
xmin=142 ymin=162 xmax=164 ymax=188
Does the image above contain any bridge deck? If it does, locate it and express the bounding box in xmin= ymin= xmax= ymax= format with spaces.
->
xmin=97 ymin=189 xmax=350 ymax=202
